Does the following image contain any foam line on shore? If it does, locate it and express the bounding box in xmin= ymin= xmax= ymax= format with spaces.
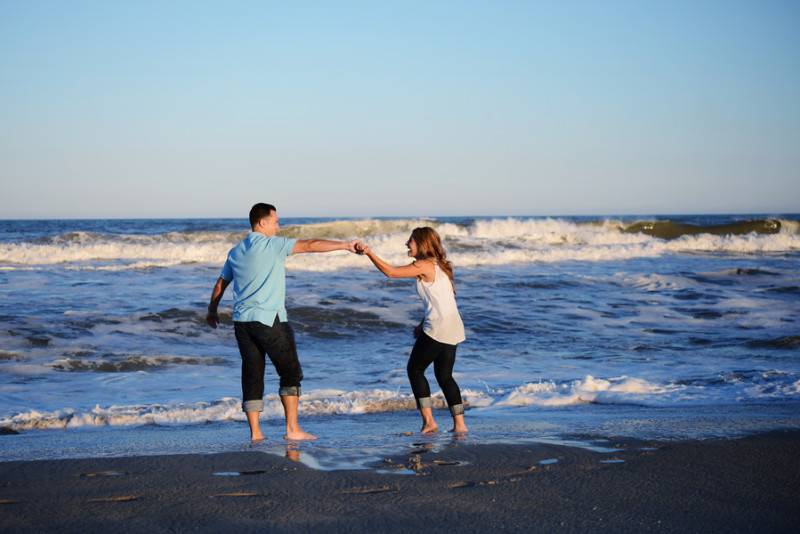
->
xmin=3 ymin=372 xmax=799 ymax=432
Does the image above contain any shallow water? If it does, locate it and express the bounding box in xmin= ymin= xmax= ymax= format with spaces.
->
xmin=3 ymin=403 xmax=799 ymax=469
xmin=1 ymin=215 xmax=799 ymax=465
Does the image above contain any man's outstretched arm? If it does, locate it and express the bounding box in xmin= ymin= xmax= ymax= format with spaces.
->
xmin=291 ymin=239 xmax=357 ymax=255
xmin=206 ymin=277 xmax=230 ymax=328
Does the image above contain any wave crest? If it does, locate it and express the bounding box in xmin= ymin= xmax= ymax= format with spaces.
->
xmin=2 ymin=217 xmax=798 ymax=269
xmin=496 ymin=375 xmax=683 ymax=407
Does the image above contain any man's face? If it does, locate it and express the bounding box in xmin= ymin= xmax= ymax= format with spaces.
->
xmin=257 ymin=211 xmax=280 ymax=236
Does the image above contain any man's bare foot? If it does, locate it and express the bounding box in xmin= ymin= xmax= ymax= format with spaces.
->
xmin=448 ymin=425 xmax=468 ymax=434
xmin=420 ymin=422 xmax=439 ymax=434
xmin=284 ymin=429 xmax=317 ymax=441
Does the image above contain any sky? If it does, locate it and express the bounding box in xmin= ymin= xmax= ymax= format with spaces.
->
xmin=1 ymin=0 xmax=798 ymax=218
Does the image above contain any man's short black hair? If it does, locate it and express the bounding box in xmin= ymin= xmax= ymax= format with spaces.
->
xmin=249 ymin=203 xmax=277 ymax=228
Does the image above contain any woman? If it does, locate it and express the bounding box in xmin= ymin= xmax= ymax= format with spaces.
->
xmin=357 ymin=227 xmax=467 ymax=434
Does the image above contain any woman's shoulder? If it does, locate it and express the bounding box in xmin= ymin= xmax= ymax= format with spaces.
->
xmin=413 ymin=258 xmax=437 ymax=270
xmin=413 ymin=258 xmax=437 ymax=280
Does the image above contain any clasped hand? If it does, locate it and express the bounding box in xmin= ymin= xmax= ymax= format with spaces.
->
xmin=352 ymin=240 xmax=369 ymax=255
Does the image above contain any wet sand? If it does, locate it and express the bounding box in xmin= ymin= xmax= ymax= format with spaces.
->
xmin=1 ymin=429 xmax=798 ymax=533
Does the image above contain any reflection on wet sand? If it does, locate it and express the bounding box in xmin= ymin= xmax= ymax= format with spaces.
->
xmin=285 ymin=443 xmax=301 ymax=463
xmin=251 ymin=430 xmax=477 ymax=474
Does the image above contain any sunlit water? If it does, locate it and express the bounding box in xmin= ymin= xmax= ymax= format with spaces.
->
xmin=1 ymin=215 xmax=799 ymax=468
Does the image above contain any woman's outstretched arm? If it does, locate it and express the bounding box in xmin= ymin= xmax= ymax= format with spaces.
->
xmin=357 ymin=242 xmax=432 ymax=280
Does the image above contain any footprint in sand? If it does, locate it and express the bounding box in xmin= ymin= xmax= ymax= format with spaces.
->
xmin=81 ymin=471 xmax=126 ymax=478
xmin=449 ymin=465 xmax=540 ymax=489
xmin=212 ymin=470 xmax=267 ymax=477
xmin=447 ymin=481 xmax=476 ymax=489
xmin=87 ymin=495 xmax=138 ymax=503
xmin=340 ymin=485 xmax=396 ymax=495
xmin=432 ymin=459 xmax=464 ymax=466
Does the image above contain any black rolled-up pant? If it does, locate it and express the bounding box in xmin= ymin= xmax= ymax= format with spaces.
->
xmin=234 ymin=318 xmax=303 ymax=413
xmin=407 ymin=332 xmax=465 ymax=416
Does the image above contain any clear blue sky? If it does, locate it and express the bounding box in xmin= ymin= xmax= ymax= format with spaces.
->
xmin=1 ymin=0 xmax=798 ymax=218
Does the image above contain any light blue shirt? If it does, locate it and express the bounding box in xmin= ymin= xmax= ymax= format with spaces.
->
xmin=220 ymin=232 xmax=297 ymax=326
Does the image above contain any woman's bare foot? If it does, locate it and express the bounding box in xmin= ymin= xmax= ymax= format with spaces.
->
xmin=284 ymin=429 xmax=317 ymax=441
xmin=449 ymin=414 xmax=467 ymax=434
xmin=250 ymin=433 xmax=265 ymax=442
xmin=420 ymin=422 xmax=439 ymax=434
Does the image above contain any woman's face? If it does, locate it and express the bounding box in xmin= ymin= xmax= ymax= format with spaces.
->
xmin=406 ymin=236 xmax=418 ymax=258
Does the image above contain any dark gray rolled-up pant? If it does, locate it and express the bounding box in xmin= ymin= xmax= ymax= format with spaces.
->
xmin=234 ymin=318 xmax=303 ymax=413
xmin=407 ymin=332 xmax=464 ymax=416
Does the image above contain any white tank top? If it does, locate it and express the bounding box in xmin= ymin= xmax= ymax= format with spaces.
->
xmin=416 ymin=263 xmax=466 ymax=345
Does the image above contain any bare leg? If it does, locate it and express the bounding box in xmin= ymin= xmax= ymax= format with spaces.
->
xmin=419 ymin=406 xmax=439 ymax=434
xmin=450 ymin=413 xmax=468 ymax=434
xmin=281 ymin=395 xmax=317 ymax=440
xmin=246 ymin=411 xmax=265 ymax=442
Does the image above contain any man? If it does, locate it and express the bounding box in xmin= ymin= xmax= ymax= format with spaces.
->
xmin=206 ymin=203 xmax=357 ymax=441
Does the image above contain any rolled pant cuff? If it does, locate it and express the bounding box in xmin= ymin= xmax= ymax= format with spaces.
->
xmin=242 ymin=399 xmax=264 ymax=413
xmin=279 ymin=386 xmax=301 ymax=397
xmin=449 ymin=403 xmax=465 ymax=416
xmin=416 ymin=396 xmax=433 ymax=409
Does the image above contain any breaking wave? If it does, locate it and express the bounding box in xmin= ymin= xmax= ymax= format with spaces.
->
xmin=0 ymin=388 xmax=492 ymax=431
xmin=1 ymin=217 xmax=798 ymax=270
xmin=495 ymin=376 xmax=683 ymax=407
xmin=2 ymin=371 xmax=798 ymax=432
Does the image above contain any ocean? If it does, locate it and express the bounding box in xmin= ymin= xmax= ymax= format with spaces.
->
xmin=1 ymin=215 xmax=799 ymax=469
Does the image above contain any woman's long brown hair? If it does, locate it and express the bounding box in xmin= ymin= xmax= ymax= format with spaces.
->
xmin=410 ymin=227 xmax=455 ymax=289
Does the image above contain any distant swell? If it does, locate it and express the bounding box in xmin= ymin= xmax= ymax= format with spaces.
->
xmin=49 ymin=354 xmax=229 ymax=372
xmin=623 ymin=219 xmax=783 ymax=240
xmin=745 ymin=336 xmax=800 ymax=350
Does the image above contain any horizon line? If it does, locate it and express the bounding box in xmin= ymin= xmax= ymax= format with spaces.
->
xmin=1 ymin=210 xmax=799 ymax=222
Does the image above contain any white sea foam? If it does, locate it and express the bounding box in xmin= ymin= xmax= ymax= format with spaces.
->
xmin=617 ymin=273 xmax=693 ymax=291
xmin=1 ymin=218 xmax=798 ymax=270
xmin=742 ymin=379 xmax=800 ymax=399
xmin=496 ymin=375 xmax=683 ymax=407
xmin=2 ymin=372 xmax=798 ymax=431
xmin=0 ymin=388 xmax=492 ymax=431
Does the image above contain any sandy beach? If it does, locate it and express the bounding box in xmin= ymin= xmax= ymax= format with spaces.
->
xmin=1 ymin=429 xmax=798 ymax=533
